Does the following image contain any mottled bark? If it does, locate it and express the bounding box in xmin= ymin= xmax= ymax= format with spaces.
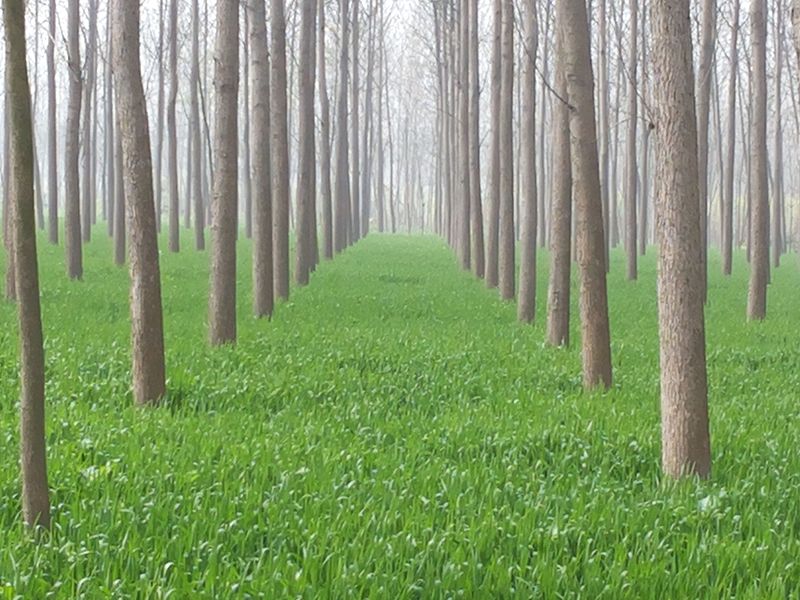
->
xmin=65 ymin=0 xmax=83 ymax=280
xmin=651 ymin=0 xmax=711 ymax=479
xmin=208 ymin=0 xmax=239 ymax=344
xmin=112 ymin=0 xmax=167 ymax=405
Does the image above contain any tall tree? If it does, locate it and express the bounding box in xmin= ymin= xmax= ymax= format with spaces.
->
xmin=558 ymin=0 xmax=613 ymax=389
xmin=351 ymin=0 xmax=362 ymax=242
xmin=722 ymin=0 xmax=739 ymax=276
xmin=65 ymin=0 xmax=83 ymax=280
xmin=485 ymin=0 xmax=501 ymax=288
xmin=748 ymin=0 xmax=768 ymax=321
xmin=468 ymin=0 xmax=484 ymax=278
xmin=112 ymin=0 xmax=167 ymax=405
xmin=624 ymin=0 xmax=638 ymax=280
xmin=154 ymin=0 xmax=165 ymax=231
xmin=546 ymin=24 xmax=572 ymax=347
xmin=498 ymin=0 xmax=515 ymax=300
xmin=271 ymin=0 xmax=291 ymax=299
xmin=696 ymin=0 xmax=716 ymax=301
xmin=518 ymin=0 xmax=538 ymax=323
xmin=457 ymin=0 xmax=471 ymax=270
xmin=167 ymin=0 xmax=180 ymax=252
xmin=250 ymin=0 xmax=274 ymax=318
xmin=5 ymin=0 xmax=51 ymax=528
xmin=81 ymin=0 xmax=98 ymax=243
xmin=651 ymin=0 xmax=711 ymax=479
xmin=295 ymin=0 xmax=317 ymax=286
xmin=318 ymin=0 xmax=334 ymax=259
xmin=191 ymin=0 xmax=205 ymax=250
xmin=334 ymin=0 xmax=352 ymax=253
xmin=208 ymin=0 xmax=240 ymax=344
xmin=46 ymin=0 xmax=57 ymax=244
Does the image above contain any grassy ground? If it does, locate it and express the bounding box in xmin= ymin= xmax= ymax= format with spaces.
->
xmin=2 ymin=229 xmax=800 ymax=598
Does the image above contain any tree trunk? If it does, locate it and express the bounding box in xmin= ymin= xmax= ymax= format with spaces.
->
xmin=154 ymin=0 xmax=165 ymax=232
xmin=112 ymin=0 xmax=167 ymax=405
xmin=748 ymin=0 xmax=768 ymax=321
xmin=498 ymin=0 xmax=515 ymax=300
xmin=250 ymin=0 xmax=274 ymax=318
xmin=65 ymin=0 xmax=83 ymax=280
xmin=624 ymin=0 xmax=638 ymax=280
xmin=318 ymin=0 xmax=333 ymax=259
xmin=295 ymin=0 xmax=317 ymax=286
xmin=167 ymin=0 xmax=180 ymax=252
xmin=350 ymin=0 xmax=362 ymax=243
xmin=191 ymin=0 xmax=205 ymax=250
xmin=546 ymin=24 xmax=572 ymax=347
xmin=272 ymin=0 xmax=291 ymax=299
xmin=334 ymin=0 xmax=352 ymax=253
xmin=485 ymin=0 xmax=501 ymax=288
xmin=559 ymin=0 xmax=613 ymax=390
xmin=5 ymin=0 xmax=51 ymax=528
xmin=105 ymin=15 xmax=116 ymax=238
xmin=208 ymin=0 xmax=239 ymax=344
xmin=651 ymin=0 xmax=711 ymax=479
xmin=696 ymin=0 xmax=716 ymax=302
xmin=113 ymin=114 xmax=126 ymax=267
xmin=469 ymin=0 xmax=484 ymax=277
xmin=81 ymin=0 xmax=98 ymax=244
xmin=518 ymin=0 xmax=537 ymax=323
xmin=47 ymin=0 xmax=58 ymax=244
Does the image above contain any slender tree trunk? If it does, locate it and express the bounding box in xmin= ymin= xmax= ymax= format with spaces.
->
xmin=468 ymin=0 xmax=484 ymax=277
xmin=208 ymin=0 xmax=239 ymax=344
xmin=350 ymin=0 xmax=362 ymax=243
xmin=167 ymin=0 xmax=180 ymax=252
xmin=485 ymin=0 xmax=501 ymax=288
xmin=518 ymin=0 xmax=538 ymax=322
xmin=295 ymin=0 xmax=317 ymax=286
xmin=696 ymin=0 xmax=716 ymax=302
xmin=5 ymin=0 xmax=51 ymax=528
xmin=272 ymin=0 xmax=291 ymax=299
xmin=458 ymin=0 xmax=471 ymax=270
xmin=748 ymin=0 xmax=768 ymax=321
xmin=191 ymin=0 xmax=205 ymax=250
xmin=318 ymin=0 xmax=333 ymax=259
xmin=65 ymin=0 xmax=83 ymax=280
xmin=105 ymin=16 xmax=115 ymax=238
xmin=651 ymin=0 xmax=711 ymax=479
xmin=334 ymin=0 xmax=352 ymax=253
xmin=546 ymin=25 xmax=572 ymax=347
xmin=773 ymin=8 xmax=784 ymax=269
xmin=154 ymin=0 xmax=165 ymax=232
xmin=559 ymin=0 xmax=613 ymax=390
xmin=598 ymin=0 xmax=610 ymax=265
xmin=243 ymin=12 xmax=252 ymax=240
xmin=81 ymin=0 xmax=98 ymax=244
xmin=112 ymin=0 xmax=167 ymax=405
xmin=46 ymin=0 xmax=58 ymax=244
xmin=498 ymin=0 xmax=515 ymax=300
xmin=251 ymin=0 xmax=274 ymax=318
xmin=624 ymin=0 xmax=638 ymax=280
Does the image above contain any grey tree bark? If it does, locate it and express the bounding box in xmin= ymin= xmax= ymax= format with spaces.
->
xmin=112 ymin=0 xmax=167 ymax=405
xmin=485 ymin=0 xmax=501 ymax=288
xmin=46 ymin=0 xmax=57 ymax=244
xmin=624 ymin=0 xmax=638 ymax=280
xmin=208 ymin=0 xmax=239 ymax=344
xmin=5 ymin=0 xmax=51 ymax=528
xmin=167 ymin=0 xmax=180 ymax=253
xmin=318 ymin=0 xmax=334 ymax=259
xmin=518 ymin=0 xmax=538 ymax=323
xmin=650 ymin=0 xmax=711 ymax=479
xmin=250 ymin=0 xmax=274 ymax=318
xmin=65 ymin=0 xmax=83 ymax=280
xmin=498 ymin=0 xmax=515 ymax=301
xmin=558 ymin=0 xmax=613 ymax=389
xmin=334 ymin=0 xmax=352 ymax=253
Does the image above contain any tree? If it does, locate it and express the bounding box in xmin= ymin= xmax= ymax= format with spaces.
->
xmin=696 ymin=0 xmax=716 ymax=302
xmin=113 ymin=115 xmax=125 ymax=267
xmin=112 ymin=0 xmax=167 ymax=405
xmin=650 ymin=0 xmax=711 ymax=479
xmin=458 ymin=0 xmax=471 ymax=270
xmin=250 ymin=0 xmax=274 ymax=318
xmin=518 ymin=0 xmax=537 ymax=323
xmin=334 ymin=0 xmax=352 ymax=253
xmin=318 ymin=0 xmax=334 ymax=259
xmin=295 ymin=0 xmax=317 ymax=286
xmin=498 ymin=0 xmax=514 ymax=301
xmin=485 ymin=0 xmax=501 ymax=288
xmin=546 ymin=24 xmax=572 ymax=347
xmin=208 ymin=0 xmax=240 ymax=344
xmin=5 ymin=0 xmax=51 ymax=529
xmin=65 ymin=0 xmax=83 ymax=280
xmin=81 ymin=0 xmax=98 ymax=244
xmin=624 ymin=0 xmax=638 ymax=280
xmin=271 ymin=0 xmax=291 ymax=299
xmin=167 ymin=0 xmax=180 ymax=252
xmin=469 ymin=0 xmax=484 ymax=278
xmin=558 ymin=0 xmax=613 ymax=389
xmin=46 ymin=0 xmax=57 ymax=245
xmin=748 ymin=0 xmax=768 ymax=321
xmin=191 ymin=0 xmax=205 ymax=250
xmin=723 ymin=0 xmax=741 ymax=276
xmin=351 ymin=0 xmax=362 ymax=243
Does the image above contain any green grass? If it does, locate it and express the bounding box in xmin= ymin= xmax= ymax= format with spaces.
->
xmin=2 ymin=228 xmax=800 ymax=598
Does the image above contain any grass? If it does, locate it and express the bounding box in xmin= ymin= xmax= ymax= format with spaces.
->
xmin=2 ymin=228 xmax=800 ymax=598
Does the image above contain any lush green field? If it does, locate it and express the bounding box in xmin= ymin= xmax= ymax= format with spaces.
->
xmin=2 ymin=230 xmax=800 ymax=598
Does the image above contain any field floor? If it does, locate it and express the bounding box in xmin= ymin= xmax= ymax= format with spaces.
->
xmin=2 ymin=232 xmax=800 ymax=598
